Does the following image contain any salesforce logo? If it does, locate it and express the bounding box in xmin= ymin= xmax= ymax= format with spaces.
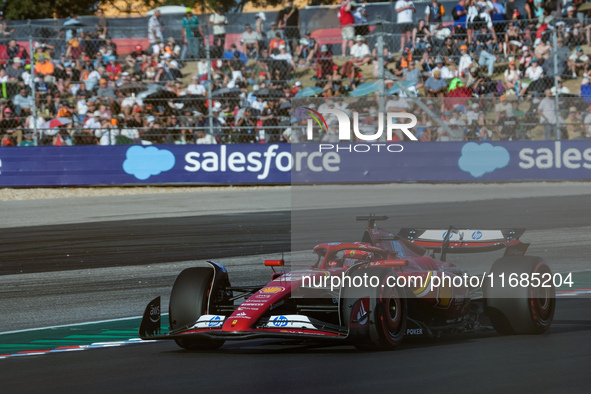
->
xmin=519 ymin=141 xmax=591 ymax=170
xmin=184 ymin=145 xmax=340 ymax=180
xmin=458 ymin=142 xmax=510 ymax=178
xmin=123 ymin=146 xmax=175 ymax=180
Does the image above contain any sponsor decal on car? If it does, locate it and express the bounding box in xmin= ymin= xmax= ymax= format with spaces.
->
xmin=149 ymin=305 xmax=160 ymax=323
xmin=271 ymin=316 xmax=288 ymax=327
xmin=266 ymin=315 xmax=316 ymax=329
xmin=241 ymin=302 xmax=265 ymax=307
xmin=208 ymin=316 xmax=222 ymax=327
xmin=406 ymin=328 xmax=423 ymax=335
xmin=260 ymin=286 xmax=285 ymax=294
xmin=190 ymin=315 xmax=225 ymax=329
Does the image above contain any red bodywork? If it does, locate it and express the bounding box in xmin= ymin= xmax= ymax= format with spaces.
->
xmin=140 ymin=221 xmax=528 ymax=343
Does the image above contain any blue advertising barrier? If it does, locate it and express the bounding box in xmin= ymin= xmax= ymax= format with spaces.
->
xmin=1 ymin=141 xmax=591 ymax=187
xmin=293 ymin=140 xmax=591 ymax=183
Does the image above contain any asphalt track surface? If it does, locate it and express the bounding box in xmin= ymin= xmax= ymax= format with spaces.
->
xmin=2 ymin=189 xmax=591 ymax=393
xmin=3 ymin=193 xmax=591 ymax=275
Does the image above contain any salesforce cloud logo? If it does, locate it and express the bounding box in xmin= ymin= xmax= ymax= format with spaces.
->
xmin=123 ymin=146 xmax=175 ymax=180
xmin=458 ymin=142 xmax=510 ymax=178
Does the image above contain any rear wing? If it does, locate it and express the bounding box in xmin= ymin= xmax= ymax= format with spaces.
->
xmin=397 ymin=228 xmax=529 ymax=256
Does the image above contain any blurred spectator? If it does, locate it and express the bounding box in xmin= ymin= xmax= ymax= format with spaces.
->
xmin=412 ymin=19 xmax=431 ymax=51
xmin=0 ymin=11 xmax=14 ymax=41
xmin=316 ymin=44 xmax=334 ymax=80
xmin=104 ymin=37 xmax=118 ymax=57
xmin=13 ymin=88 xmax=34 ymax=116
xmin=447 ymin=109 xmax=467 ymax=141
xmin=7 ymin=57 xmax=24 ymax=81
xmin=352 ymin=3 xmax=369 ymax=37
xmin=281 ymin=0 xmax=300 ymax=52
xmin=452 ymin=0 xmax=468 ymax=42
xmin=95 ymin=9 xmax=108 ymax=39
xmin=432 ymin=22 xmax=452 ymax=47
xmin=181 ymin=8 xmax=203 ymax=60
xmin=396 ymin=0 xmax=416 ymax=50
xmin=440 ymin=37 xmax=457 ymax=66
xmin=148 ymin=9 xmax=163 ymax=45
xmin=457 ymin=45 xmax=472 ymax=76
xmin=196 ymin=129 xmax=217 ymax=144
xmin=503 ymin=60 xmax=521 ymax=93
xmin=255 ymin=12 xmax=266 ymax=44
xmin=210 ymin=7 xmax=228 ymax=50
xmin=267 ymin=22 xmax=284 ymax=41
xmin=350 ymin=35 xmax=372 ymax=66
xmin=242 ymin=24 xmax=261 ymax=57
xmin=7 ymin=39 xmax=27 ymax=60
xmin=568 ymin=46 xmax=589 ymax=77
xmin=538 ymin=89 xmax=557 ymax=139
xmin=432 ymin=57 xmax=453 ymax=79
xmin=425 ymin=0 xmax=445 ymax=25
xmin=403 ymin=60 xmax=423 ymax=87
xmin=271 ymin=44 xmax=295 ymax=75
xmin=63 ymin=13 xmax=83 ymax=42
xmin=525 ymin=57 xmax=543 ymax=80
xmin=566 ymin=106 xmax=584 ymax=139
xmin=425 ymin=69 xmax=447 ymax=96
xmin=339 ymin=0 xmax=355 ymax=56
xmin=105 ymin=59 xmax=122 ymax=79
xmin=550 ymin=77 xmax=570 ymax=95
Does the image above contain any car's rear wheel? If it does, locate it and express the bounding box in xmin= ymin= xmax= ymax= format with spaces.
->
xmin=169 ymin=267 xmax=225 ymax=350
xmin=484 ymin=256 xmax=555 ymax=335
xmin=341 ymin=267 xmax=407 ymax=350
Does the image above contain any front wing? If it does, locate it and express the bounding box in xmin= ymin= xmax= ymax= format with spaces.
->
xmin=139 ymin=297 xmax=347 ymax=343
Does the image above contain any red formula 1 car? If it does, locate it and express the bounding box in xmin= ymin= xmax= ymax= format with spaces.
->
xmin=139 ymin=215 xmax=556 ymax=350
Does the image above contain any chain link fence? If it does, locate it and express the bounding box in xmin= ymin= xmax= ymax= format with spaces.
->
xmin=0 ymin=15 xmax=590 ymax=146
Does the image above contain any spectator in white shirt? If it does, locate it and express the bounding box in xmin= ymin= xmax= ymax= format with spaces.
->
xmin=209 ymin=7 xmax=228 ymax=49
xmin=197 ymin=59 xmax=211 ymax=79
xmin=251 ymin=96 xmax=267 ymax=112
xmin=242 ymin=24 xmax=261 ymax=55
xmin=186 ymin=76 xmax=205 ymax=95
xmin=457 ymin=44 xmax=472 ymax=76
xmin=432 ymin=57 xmax=453 ymax=79
xmin=350 ymin=35 xmax=371 ymax=66
xmin=84 ymin=111 xmax=102 ymax=129
xmin=395 ymin=0 xmax=416 ymax=50
xmin=271 ymin=45 xmax=296 ymax=71
xmin=524 ymin=58 xmax=543 ymax=81
xmin=196 ymin=130 xmax=217 ymax=144
xmin=148 ymin=10 xmax=163 ymax=45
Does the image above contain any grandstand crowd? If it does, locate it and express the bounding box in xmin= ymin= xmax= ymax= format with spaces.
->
xmin=2 ymin=0 xmax=591 ymax=146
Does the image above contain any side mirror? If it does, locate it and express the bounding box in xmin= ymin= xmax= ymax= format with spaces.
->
xmin=265 ymin=259 xmax=284 ymax=267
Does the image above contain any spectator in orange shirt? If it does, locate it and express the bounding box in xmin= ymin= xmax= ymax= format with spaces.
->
xmin=269 ymin=32 xmax=286 ymax=52
xmin=35 ymin=55 xmax=54 ymax=77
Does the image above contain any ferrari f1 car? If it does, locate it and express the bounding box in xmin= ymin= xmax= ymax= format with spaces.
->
xmin=139 ymin=215 xmax=555 ymax=350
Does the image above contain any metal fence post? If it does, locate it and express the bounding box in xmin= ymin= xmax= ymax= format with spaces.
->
xmin=553 ymin=28 xmax=560 ymax=140
xmin=28 ymin=20 xmax=38 ymax=145
xmin=376 ymin=20 xmax=385 ymax=142
xmin=203 ymin=9 xmax=214 ymax=138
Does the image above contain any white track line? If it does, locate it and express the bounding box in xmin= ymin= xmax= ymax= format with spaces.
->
xmin=0 ymin=314 xmax=168 ymax=336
